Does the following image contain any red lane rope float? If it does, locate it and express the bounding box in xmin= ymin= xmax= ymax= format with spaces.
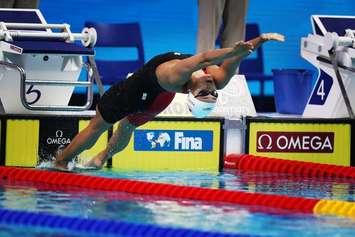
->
xmin=224 ymin=154 xmax=355 ymax=179
xmin=2 ymin=166 xmax=355 ymax=218
xmin=0 ymin=166 xmax=318 ymax=214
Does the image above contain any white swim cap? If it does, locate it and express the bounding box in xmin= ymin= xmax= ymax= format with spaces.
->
xmin=186 ymin=91 xmax=216 ymax=118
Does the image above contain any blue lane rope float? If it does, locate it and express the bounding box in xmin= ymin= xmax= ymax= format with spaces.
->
xmin=0 ymin=208 xmax=258 ymax=237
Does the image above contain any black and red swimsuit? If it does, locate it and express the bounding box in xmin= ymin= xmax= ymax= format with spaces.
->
xmin=97 ymin=52 xmax=191 ymax=126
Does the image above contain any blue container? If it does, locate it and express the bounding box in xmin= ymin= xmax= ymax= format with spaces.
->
xmin=272 ymin=69 xmax=315 ymax=114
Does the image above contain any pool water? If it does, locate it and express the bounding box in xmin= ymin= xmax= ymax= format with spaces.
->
xmin=0 ymin=168 xmax=354 ymax=237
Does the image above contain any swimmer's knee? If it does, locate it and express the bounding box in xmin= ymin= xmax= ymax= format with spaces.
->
xmin=88 ymin=112 xmax=112 ymax=133
xmin=120 ymin=117 xmax=137 ymax=132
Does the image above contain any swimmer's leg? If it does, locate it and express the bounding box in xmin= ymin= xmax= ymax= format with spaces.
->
xmin=54 ymin=107 xmax=112 ymax=170
xmin=84 ymin=117 xmax=136 ymax=169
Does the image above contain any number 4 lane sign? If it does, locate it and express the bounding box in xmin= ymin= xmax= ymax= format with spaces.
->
xmin=309 ymin=70 xmax=333 ymax=105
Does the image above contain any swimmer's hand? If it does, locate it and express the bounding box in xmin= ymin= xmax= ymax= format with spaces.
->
xmin=260 ymin=33 xmax=285 ymax=42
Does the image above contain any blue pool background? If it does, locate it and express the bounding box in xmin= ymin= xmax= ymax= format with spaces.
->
xmin=39 ymin=0 xmax=355 ymax=74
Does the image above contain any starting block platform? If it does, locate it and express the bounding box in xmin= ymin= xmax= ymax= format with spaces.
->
xmin=301 ymin=15 xmax=355 ymax=118
xmin=0 ymin=8 xmax=101 ymax=114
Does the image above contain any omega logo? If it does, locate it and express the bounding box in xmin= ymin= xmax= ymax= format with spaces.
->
xmin=256 ymin=131 xmax=334 ymax=153
xmin=46 ymin=129 xmax=71 ymax=145
xmin=257 ymin=134 xmax=272 ymax=150
xmin=55 ymin=130 xmax=63 ymax=138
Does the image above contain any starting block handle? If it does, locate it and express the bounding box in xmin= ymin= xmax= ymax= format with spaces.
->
xmin=0 ymin=21 xmax=97 ymax=47
xmin=328 ymin=49 xmax=355 ymax=118
xmin=2 ymin=31 xmax=83 ymax=41
xmin=0 ymin=22 xmax=69 ymax=30
xmin=324 ymin=32 xmax=355 ymax=50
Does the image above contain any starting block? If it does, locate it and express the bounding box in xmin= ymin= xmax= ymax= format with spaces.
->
xmin=301 ymin=15 xmax=355 ymax=118
xmin=0 ymin=8 xmax=101 ymax=114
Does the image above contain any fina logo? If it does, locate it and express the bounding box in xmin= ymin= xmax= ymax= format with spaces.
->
xmin=134 ymin=130 xmax=213 ymax=152
xmin=146 ymin=131 xmax=171 ymax=149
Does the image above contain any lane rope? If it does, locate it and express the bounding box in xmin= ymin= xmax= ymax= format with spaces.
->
xmin=0 ymin=166 xmax=317 ymax=213
xmin=224 ymin=154 xmax=355 ymax=179
xmin=0 ymin=167 xmax=354 ymax=218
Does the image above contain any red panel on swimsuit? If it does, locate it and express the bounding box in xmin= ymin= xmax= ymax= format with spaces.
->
xmin=127 ymin=92 xmax=175 ymax=126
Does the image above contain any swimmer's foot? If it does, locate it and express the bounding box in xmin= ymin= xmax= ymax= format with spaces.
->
xmin=83 ymin=156 xmax=104 ymax=170
xmin=235 ymin=32 xmax=285 ymax=59
xmin=53 ymin=159 xmax=70 ymax=171
xmin=51 ymin=148 xmax=70 ymax=170
xmin=260 ymin=33 xmax=285 ymax=42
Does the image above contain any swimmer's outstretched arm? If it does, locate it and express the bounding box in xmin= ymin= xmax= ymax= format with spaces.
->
xmin=159 ymin=33 xmax=284 ymax=90
xmin=159 ymin=42 xmax=254 ymax=89
xmin=209 ymin=33 xmax=285 ymax=88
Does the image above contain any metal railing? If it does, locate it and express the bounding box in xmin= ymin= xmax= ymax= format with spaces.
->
xmin=0 ymin=59 xmax=100 ymax=111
